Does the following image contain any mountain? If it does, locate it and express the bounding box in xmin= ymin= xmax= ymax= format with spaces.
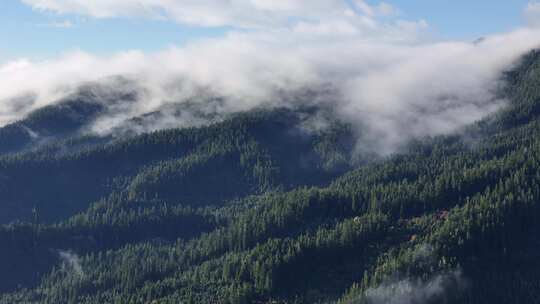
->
xmin=1 ymin=50 xmax=540 ymax=303
xmin=0 ymin=78 xmax=142 ymax=155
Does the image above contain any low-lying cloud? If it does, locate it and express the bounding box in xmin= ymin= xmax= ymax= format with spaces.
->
xmin=351 ymin=244 xmax=467 ymax=304
xmin=58 ymin=250 xmax=84 ymax=278
xmin=364 ymin=270 xmax=464 ymax=304
xmin=2 ymin=1 xmax=540 ymax=154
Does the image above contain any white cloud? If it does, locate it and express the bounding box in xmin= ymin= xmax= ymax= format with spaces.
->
xmin=51 ymin=20 xmax=73 ymax=28
xmin=354 ymin=0 xmax=399 ymax=18
xmin=1 ymin=28 xmax=539 ymax=153
xmin=293 ymin=20 xmax=361 ymax=36
xmin=376 ymin=2 xmax=400 ymax=17
xmin=21 ymin=0 xmax=402 ymax=29
xmin=4 ymin=1 xmax=540 ymax=154
xmin=59 ymin=250 xmax=84 ymax=278
xmin=525 ymin=1 xmax=540 ymax=27
xmin=364 ymin=270 xmax=464 ymax=304
xmin=21 ymin=0 xmax=342 ymax=28
xmin=38 ymin=20 xmax=74 ymax=28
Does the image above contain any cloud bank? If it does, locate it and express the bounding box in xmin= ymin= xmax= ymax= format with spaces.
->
xmin=3 ymin=1 xmax=540 ymax=154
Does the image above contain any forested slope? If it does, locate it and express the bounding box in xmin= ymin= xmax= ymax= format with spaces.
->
xmin=0 ymin=106 xmax=354 ymax=224
xmin=1 ymin=50 xmax=540 ymax=303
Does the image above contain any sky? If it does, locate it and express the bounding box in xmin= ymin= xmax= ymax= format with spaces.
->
xmin=0 ymin=0 xmax=534 ymax=63
xmin=0 ymin=0 xmax=228 ymax=62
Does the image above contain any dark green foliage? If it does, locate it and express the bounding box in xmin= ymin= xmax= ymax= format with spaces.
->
xmin=0 ymin=107 xmax=355 ymax=223
xmin=2 ymin=51 xmax=540 ymax=303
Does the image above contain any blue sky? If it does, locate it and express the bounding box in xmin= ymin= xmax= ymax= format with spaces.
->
xmin=0 ymin=0 xmax=228 ymax=61
xmin=0 ymin=0 xmax=533 ymax=63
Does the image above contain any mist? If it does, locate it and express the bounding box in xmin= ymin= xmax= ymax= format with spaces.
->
xmin=58 ymin=250 xmax=84 ymax=278
xmin=2 ymin=1 xmax=540 ymax=154
xmin=363 ymin=270 xmax=464 ymax=304
xmin=353 ymin=244 xmax=467 ymax=304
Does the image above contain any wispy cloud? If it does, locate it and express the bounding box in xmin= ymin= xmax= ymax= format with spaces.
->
xmin=58 ymin=250 xmax=84 ymax=278
xmin=363 ymin=270 xmax=464 ymax=304
xmin=2 ymin=1 xmax=540 ymax=155
xmin=37 ymin=20 xmax=74 ymax=28
xmin=353 ymin=0 xmax=400 ymax=18
xmin=349 ymin=244 xmax=468 ymax=304
xmin=525 ymin=1 xmax=540 ymax=27
xmin=20 ymin=0 xmax=406 ymax=29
